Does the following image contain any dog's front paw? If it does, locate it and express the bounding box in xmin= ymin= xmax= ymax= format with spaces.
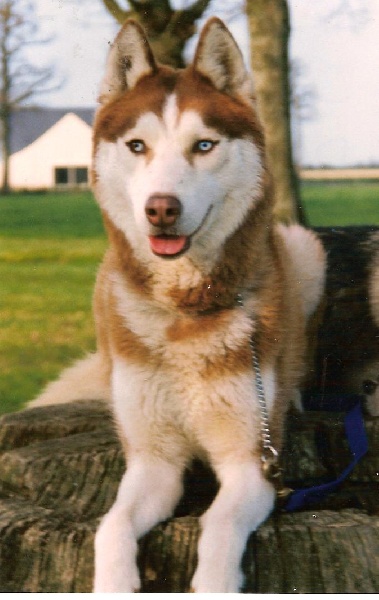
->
xmin=93 ymin=546 xmax=141 ymax=592
xmin=94 ymin=510 xmax=141 ymax=592
xmin=190 ymin=564 xmax=243 ymax=593
xmin=93 ymin=568 xmax=141 ymax=593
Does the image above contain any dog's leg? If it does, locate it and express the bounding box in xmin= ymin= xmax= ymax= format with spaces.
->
xmin=93 ymin=455 xmax=183 ymax=593
xmin=191 ymin=460 xmax=275 ymax=593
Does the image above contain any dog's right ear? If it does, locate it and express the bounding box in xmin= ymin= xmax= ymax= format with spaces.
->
xmin=99 ymin=20 xmax=157 ymax=104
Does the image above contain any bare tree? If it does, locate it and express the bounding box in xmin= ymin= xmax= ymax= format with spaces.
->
xmin=246 ymin=0 xmax=305 ymax=224
xmin=0 ymin=0 xmax=60 ymax=193
xmin=100 ymin=0 xmax=213 ymax=67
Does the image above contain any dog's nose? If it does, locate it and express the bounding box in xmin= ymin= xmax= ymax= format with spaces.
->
xmin=145 ymin=194 xmax=182 ymax=228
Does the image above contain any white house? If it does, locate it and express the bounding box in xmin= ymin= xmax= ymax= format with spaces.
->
xmin=0 ymin=108 xmax=94 ymax=190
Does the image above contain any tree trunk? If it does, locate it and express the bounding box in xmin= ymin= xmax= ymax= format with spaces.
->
xmin=246 ymin=0 xmax=304 ymax=224
xmin=0 ymin=17 xmax=10 ymax=195
xmin=0 ymin=106 xmax=10 ymax=194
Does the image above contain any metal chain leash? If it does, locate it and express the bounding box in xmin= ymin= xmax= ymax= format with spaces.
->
xmin=235 ymin=294 xmax=283 ymax=483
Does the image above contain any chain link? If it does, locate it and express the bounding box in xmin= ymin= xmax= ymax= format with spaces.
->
xmin=236 ymin=293 xmax=294 ymax=500
xmin=235 ymin=294 xmax=278 ymax=465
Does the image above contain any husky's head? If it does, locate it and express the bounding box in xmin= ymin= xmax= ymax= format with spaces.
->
xmin=93 ymin=18 xmax=266 ymax=265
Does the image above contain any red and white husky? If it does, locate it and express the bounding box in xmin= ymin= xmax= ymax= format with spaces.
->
xmin=31 ymin=18 xmax=326 ymax=593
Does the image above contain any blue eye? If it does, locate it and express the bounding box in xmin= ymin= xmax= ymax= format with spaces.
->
xmin=126 ymin=139 xmax=146 ymax=154
xmin=193 ymin=140 xmax=218 ymax=154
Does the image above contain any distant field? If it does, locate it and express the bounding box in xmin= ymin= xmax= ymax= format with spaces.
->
xmin=301 ymin=168 xmax=379 ymax=180
xmin=0 ymin=184 xmax=378 ymax=414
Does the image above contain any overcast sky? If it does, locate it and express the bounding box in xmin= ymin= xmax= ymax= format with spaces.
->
xmin=31 ymin=0 xmax=379 ymax=168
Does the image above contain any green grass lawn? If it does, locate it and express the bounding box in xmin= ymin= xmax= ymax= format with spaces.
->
xmin=0 ymin=191 xmax=106 ymax=414
xmin=0 ymin=183 xmax=378 ymax=414
xmin=301 ymin=180 xmax=379 ymax=226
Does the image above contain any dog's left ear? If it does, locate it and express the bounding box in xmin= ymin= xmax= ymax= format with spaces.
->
xmin=193 ymin=18 xmax=253 ymax=102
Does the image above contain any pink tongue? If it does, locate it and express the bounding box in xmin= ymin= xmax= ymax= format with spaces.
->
xmin=149 ymin=235 xmax=187 ymax=256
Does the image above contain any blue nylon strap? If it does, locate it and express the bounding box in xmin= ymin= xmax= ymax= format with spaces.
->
xmin=284 ymin=401 xmax=369 ymax=512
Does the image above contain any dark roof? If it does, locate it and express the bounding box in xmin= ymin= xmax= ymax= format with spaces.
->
xmin=7 ymin=107 xmax=95 ymax=155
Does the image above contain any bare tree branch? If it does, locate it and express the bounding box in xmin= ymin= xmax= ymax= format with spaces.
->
xmin=170 ymin=0 xmax=212 ymax=32
xmin=101 ymin=0 xmax=131 ymax=24
xmin=100 ymin=0 xmax=213 ymax=67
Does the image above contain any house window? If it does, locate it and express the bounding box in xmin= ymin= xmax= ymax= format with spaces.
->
xmin=76 ymin=167 xmax=88 ymax=185
xmin=54 ymin=167 xmax=89 ymax=188
xmin=55 ymin=168 xmax=69 ymax=185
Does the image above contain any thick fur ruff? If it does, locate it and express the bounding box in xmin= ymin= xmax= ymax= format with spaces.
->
xmin=30 ymin=18 xmax=326 ymax=593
